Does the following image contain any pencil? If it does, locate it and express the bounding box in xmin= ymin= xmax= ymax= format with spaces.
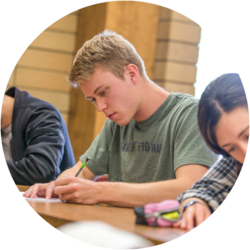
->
xmin=75 ymin=157 xmax=90 ymax=177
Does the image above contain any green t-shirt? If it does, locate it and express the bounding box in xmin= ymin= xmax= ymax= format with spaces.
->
xmin=80 ymin=93 xmax=218 ymax=183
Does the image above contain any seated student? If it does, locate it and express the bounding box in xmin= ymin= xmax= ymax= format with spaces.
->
xmin=172 ymin=73 xmax=248 ymax=230
xmin=1 ymin=87 xmax=75 ymax=185
xmin=24 ymin=30 xmax=217 ymax=207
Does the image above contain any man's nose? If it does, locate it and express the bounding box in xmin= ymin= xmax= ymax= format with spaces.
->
xmin=95 ymin=99 xmax=107 ymax=112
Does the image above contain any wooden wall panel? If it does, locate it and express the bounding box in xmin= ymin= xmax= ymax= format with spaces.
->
xmin=153 ymin=7 xmax=201 ymax=95
xmin=61 ymin=113 xmax=69 ymax=127
xmin=18 ymin=49 xmax=73 ymax=72
xmin=105 ymin=1 xmax=159 ymax=80
xmin=155 ymin=41 xmax=199 ymax=63
xmin=159 ymin=7 xmax=196 ymax=23
xmin=158 ymin=21 xmax=201 ymax=44
xmin=30 ymin=31 xmax=76 ymax=52
xmin=48 ymin=13 xmax=78 ymax=32
xmin=6 ymin=69 xmax=16 ymax=89
xmin=154 ymin=62 xmax=197 ymax=83
xmin=15 ymin=68 xmax=70 ymax=92
xmin=7 ymin=12 xmax=79 ymax=134
xmin=68 ymin=3 xmax=107 ymax=161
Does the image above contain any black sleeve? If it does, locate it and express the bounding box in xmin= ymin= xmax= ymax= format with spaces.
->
xmin=7 ymin=107 xmax=66 ymax=185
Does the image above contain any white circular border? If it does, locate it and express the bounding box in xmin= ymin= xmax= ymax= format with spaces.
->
xmin=1 ymin=1 xmax=249 ymax=249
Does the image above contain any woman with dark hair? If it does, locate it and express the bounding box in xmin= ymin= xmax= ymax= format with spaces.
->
xmin=173 ymin=73 xmax=248 ymax=230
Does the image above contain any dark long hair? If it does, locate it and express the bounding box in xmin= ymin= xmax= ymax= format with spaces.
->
xmin=198 ymin=73 xmax=248 ymax=156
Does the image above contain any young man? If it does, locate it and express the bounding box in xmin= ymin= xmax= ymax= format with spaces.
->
xmin=1 ymin=87 xmax=75 ymax=185
xmin=24 ymin=30 xmax=217 ymax=207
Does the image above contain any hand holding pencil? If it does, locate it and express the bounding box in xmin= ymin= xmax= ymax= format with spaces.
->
xmin=75 ymin=157 xmax=90 ymax=177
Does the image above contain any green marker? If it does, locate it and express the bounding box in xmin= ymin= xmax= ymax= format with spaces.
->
xmin=75 ymin=157 xmax=90 ymax=177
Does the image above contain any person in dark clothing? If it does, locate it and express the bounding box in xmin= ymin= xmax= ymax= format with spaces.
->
xmin=1 ymin=87 xmax=75 ymax=185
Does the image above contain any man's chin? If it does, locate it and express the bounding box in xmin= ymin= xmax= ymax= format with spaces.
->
xmin=114 ymin=120 xmax=130 ymax=127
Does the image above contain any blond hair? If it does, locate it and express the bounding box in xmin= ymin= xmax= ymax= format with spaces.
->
xmin=68 ymin=30 xmax=147 ymax=87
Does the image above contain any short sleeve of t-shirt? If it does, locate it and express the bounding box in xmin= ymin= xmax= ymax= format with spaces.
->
xmin=79 ymin=119 xmax=112 ymax=176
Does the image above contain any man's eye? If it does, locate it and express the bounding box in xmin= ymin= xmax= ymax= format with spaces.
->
xmin=91 ymin=98 xmax=96 ymax=104
xmin=100 ymin=89 xmax=106 ymax=95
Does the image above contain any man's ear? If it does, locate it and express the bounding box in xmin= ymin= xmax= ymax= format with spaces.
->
xmin=125 ymin=64 xmax=139 ymax=84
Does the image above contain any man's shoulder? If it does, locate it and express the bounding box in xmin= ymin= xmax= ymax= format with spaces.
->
xmin=165 ymin=92 xmax=199 ymax=117
xmin=170 ymin=92 xmax=199 ymax=107
xmin=13 ymin=92 xmax=64 ymax=127
xmin=22 ymin=95 xmax=63 ymax=122
xmin=24 ymin=95 xmax=58 ymax=110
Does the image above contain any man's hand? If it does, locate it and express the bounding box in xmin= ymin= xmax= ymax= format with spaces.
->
xmin=22 ymin=161 xmax=97 ymax=201
xmin=23 ymin=181 xmax=58 ymax=199
xmin=173 ymin=200 xmax=211 ymax=230
xmin=54 ymin=177 xmax=102 ymax=204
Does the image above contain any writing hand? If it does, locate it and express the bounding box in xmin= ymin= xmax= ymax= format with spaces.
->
xmin=54 ymin=177 xmax=102 ymax=204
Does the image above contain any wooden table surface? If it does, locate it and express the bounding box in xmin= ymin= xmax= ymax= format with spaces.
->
xmin=18 ymin=185 xmax=187 ymax=245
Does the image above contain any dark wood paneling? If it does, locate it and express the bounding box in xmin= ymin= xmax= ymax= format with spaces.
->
xmin=68 ymin=3 xmax=107 ymax=162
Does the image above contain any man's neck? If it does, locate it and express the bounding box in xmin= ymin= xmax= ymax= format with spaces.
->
xmin=133 ymin=79 xmax=169 ymax=122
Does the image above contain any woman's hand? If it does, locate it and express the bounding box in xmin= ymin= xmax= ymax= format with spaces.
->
xmin=173 ymin=198 xmax=211 ymax=230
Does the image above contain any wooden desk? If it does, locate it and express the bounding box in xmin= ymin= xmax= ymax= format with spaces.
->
xmin=18 ymin=185 xmax=187 ymax=245
xmin=18 ymin=185 xmax=30 ymax=192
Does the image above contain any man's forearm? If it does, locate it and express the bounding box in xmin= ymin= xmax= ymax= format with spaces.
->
xmin=57 ymin=167 xmax=77 ymax=179
xmin=96 ymin=178 xmax=196 ymax=207
xmin=56 ymin=160 xmax=83 ymax=179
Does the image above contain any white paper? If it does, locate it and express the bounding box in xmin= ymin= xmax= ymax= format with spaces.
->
xmin=21 ymin=192 xmax=63 ymax=203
